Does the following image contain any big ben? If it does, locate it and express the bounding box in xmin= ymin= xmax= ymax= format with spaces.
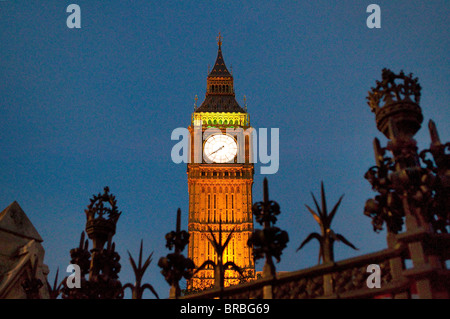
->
xmin=187 ymin=34 xmax=255 ymax=289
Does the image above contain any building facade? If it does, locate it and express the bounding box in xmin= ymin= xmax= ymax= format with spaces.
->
xmin=187 ymin=36 xmax=255 ymax=289
xmin=0 ymin=201 xmax=50 ymax=299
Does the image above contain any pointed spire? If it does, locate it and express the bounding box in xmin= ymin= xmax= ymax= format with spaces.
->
xmin=209 ymin=32 xmax=232 ymax=78
xmin=217 ymin=32 xmax=223 ymax=47
xmin=193 ymin=95 xmax=198 ymax=111
xmin=428 ymin=119 xmax=441 ymax=145
xmin=195 ymin=34 xmax=246 ymax=113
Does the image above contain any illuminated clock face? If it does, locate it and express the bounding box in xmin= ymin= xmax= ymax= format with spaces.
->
xmin=204 ymin=134 xmax=237 ymax=163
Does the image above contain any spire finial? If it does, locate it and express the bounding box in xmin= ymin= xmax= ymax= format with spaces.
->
xmin=217 ymin=32 xmax=223 ymax=47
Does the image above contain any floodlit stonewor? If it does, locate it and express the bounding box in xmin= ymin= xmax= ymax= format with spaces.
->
xmin=186 ymin=35 xmax=256 ymax=291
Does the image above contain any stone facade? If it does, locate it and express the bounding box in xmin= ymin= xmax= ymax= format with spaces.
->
xmin=0 ymin=201 xmax=50 ymax=299
xmin=187 ymin=39 xmax=255 ymax=289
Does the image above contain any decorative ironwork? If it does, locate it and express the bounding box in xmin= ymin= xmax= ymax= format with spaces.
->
xmin=248 ymin=178 xmax=289 ymax=278
xmin=297 ymin=182 xmax=358 ymax=264
xmin=47 ymin=268 xmax=62 ymax=299
xmin=21 ymin=258 xmax=43 ymax=299
xmin=123 ymin=240 xmax=159 ymax=299
xmin=185 ymin=245 xmax=407 ymax=300
xmin=363 ymin=138 xmax=405 ymax=233
xmin=158 ymin=208 xmax=195 ymax=299
xmin=85 ymin=186 xmax=121 ymax=251
xmin=418 ymin=120 xmax=450 ymax=233
xmin=60 ymin=187 xmax=124 ymax=299
xmin=367 ymin=68 xmax=423 ymax=138
xmin=364 ymin=135 xmax=442 ymax=233
xmin=333 ymin=260 xmax=392 ymax=294
xmin=364 ymin=69 xmax=449 ymax=299
xmin=194 ymin=221 xmax=243 ymax=291
xmin=273 ymin=275 xmax=324 ymax=299
xmin=223 ymin=285 xmax=264 ymax=299
xmin=364 ymin=69 xmax=450 ymax=234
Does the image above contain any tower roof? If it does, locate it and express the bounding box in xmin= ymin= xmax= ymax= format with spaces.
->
xmin=195 ymin=34 xmax=246 ymax=113
xmin=196 ymin=95 xmax=244 ymax=113
xmin=0 ymin=201 xmax=43 ymax=242
xmin=208 ymin=41 xmax=232 ymax=78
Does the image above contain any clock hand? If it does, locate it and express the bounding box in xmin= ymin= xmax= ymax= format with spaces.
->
xmin=208 ymin=145 xmax=225 ymax=156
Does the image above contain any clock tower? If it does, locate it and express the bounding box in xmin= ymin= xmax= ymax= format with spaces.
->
xmin=187 ymin=35 xmax=255 ymax=289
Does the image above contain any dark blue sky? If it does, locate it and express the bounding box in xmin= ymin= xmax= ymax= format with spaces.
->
xmin=1 ymin=1 xmax=448 ymax=298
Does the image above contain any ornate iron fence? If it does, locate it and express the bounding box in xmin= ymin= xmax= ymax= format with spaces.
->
xmin=182 ymin=246 xmax=410 ymax=299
